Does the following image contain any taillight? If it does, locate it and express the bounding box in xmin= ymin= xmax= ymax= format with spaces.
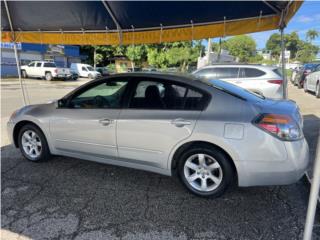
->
xmin=253 ymin=113 xmax=303 ymax=141
xmin=267 ymin=80 xmax=283 ymax=85
xmin=303 ymin=70 xmax=311 ymax=75
xmin=54 ymin=69 xmax=58 ymax=73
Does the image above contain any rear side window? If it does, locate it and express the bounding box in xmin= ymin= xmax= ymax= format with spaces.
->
xmin=240 ymin=68 xmax=265 ymax=78
xmin=129 ymin=79 xmax=207 ymax=111
xmin=195 ymin=67 xmax=239 ymax=79
xmin=43 ymin=62 xmax=56 ymax=68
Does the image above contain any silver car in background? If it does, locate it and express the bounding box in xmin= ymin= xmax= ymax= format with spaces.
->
xmin=193 ymin=64 xmax=284 ymax=99
xmin=304 ymin=64 xmax=320 ymax=98
xmin=7 ymin=73 xmax=308 ymax=197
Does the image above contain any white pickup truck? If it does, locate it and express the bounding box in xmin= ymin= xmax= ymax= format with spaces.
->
xmin=21 ymin=61 xmax=76 ymax=81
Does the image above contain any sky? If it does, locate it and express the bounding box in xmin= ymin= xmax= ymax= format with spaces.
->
xmin=207 ymin=1 xmax=320 ymax=50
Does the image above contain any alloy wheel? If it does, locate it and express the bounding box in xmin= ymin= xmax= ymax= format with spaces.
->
xmin=183 ymin=153 xmax=223 ymax=192
xmin=21 ymin=130 xmax=42 ymax=159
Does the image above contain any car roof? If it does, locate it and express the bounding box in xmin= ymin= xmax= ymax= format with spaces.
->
xmin=196 ymin=64 xmax=278 ymax=70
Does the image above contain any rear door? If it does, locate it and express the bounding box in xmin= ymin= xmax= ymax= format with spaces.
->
xmin=116 ymin=77 xmax=209 ymax=169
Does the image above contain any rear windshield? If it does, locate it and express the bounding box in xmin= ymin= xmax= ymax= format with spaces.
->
xmin=303 ymin=64 xmax=318 ymax=70
xmin=207 ymin=79 xmax=265 ymax=101
xmin=272 ymin=68 xmax=282 ymax=77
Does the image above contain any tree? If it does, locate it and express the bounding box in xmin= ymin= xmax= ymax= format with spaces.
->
xmin=266 ymin=32 xmax=303 ymax=59
xmin=296 ymin=42 xmax=319 ymax=63
xmin=306 ymin=29 xmax=319 ymax=43
xmin=125 ymin=45 xmax=147 ymax=69
xmin=266 ymin=33 xmax=281 ymax=58
xmin=223 ymin=35 xmax=256 ymax=62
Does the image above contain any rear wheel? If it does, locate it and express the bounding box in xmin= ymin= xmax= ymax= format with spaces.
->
xmin=45 ymin=72 xmax=52 ymax=81
xmin=304 ymin=81 xmax=308 ymax=92
xmin=18 ymin=124 xmax=51 ymax=162
xmin=178 ymin=145 xmax=234 ymax=198
xmin=21 ymin=70 xmax=28 ymax=78
xmin=316 ymin=83 xmax=320 ymax=98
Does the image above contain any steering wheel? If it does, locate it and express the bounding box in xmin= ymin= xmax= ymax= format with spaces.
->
xmin=93 ymin=95 xmax=109 ymax=107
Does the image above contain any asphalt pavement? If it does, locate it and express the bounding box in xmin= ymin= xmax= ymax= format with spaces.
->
xmin=1 ymin=78 xmax=320 ymax=240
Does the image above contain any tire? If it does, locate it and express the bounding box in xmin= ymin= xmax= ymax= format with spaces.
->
xmin=21 ymin=70 xmax=28 ymax=78
xmin=45 ymin=72 xmax=53 ymax=81
xmin=177 ymin=145 xmax=234 ymax=198
xmin=316 ymin=83 xmax=320 ymax=99
xmin=304 ymin=81 xmax=308 ymax=92
xmin=18 ymin=124 xmax=51 ymax=162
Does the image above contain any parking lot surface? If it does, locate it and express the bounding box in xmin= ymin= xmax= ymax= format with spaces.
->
xmin=1 ymin=78 xmax=320 ymax=240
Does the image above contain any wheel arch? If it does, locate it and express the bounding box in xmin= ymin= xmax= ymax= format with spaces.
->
xmin=13 ymin=120 xmax=46 ymax=148
xmin=170 ymin=140 xmax=238 ymax=183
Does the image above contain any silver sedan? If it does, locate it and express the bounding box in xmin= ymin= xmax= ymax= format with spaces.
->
xmin=7 ymin=73 xmax=309 ymax=197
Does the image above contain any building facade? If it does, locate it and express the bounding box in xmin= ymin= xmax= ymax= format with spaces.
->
xmin=1 ymin=42 xmax=81 ymax=77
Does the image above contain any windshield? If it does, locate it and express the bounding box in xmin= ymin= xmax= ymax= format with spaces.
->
xmin=206 ymin=79 xmax=265 ymax=101
xmin=86 ymin=66 xmax=94 ymax=71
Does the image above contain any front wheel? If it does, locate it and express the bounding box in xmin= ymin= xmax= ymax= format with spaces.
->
xmin=178 ymin=146 xmax=234 ymax=198
xmin=18 ymin=124 xmax=51 ymax=162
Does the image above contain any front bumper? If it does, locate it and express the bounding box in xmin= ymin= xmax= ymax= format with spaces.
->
xmin=7 ymin=120 xmax=15 ymax=145
xmin=236 ymin=138 xmax=309 ymax=187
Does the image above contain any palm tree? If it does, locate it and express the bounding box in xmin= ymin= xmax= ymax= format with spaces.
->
xmin=306 ymin=29 xmax=319 ymax=43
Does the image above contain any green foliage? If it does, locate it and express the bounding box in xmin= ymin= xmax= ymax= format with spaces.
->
xmin=296 ymin=41 xmax=319 ymax=63
xmin=223 ymin=35 xmax=256 ymax=62
xmin=306 ymin=29 xmax=319 ymax=43
xmin=266 ymin=31 xmax=319 ymax=61
xmin=125 ymin=45 xmax=147 ymax=67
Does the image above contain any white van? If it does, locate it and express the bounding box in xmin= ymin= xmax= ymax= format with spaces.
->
xmin=70 ymin=63 xmax=101 ymax=79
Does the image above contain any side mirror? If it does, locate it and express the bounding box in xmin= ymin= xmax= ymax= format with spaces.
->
xmin=57 ymin=99 xmax=67 ymax=108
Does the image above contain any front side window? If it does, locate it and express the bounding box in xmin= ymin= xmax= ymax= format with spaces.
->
xmin=82 ymin=67 xmax=88 ymax=71
xmin=86 ymin=66 xmax=94 ymax=71
xmin=68 ymin=80 xmax=128 ymax=109
xmin=36 ymin=62 xmax=42 ymax=67
xmin=28 ymin=62 xmax=35 ymax=67
xmin=129 ymin=79 xmax=207 ymax=110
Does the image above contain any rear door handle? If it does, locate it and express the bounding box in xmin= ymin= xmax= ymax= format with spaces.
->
xmin=99 ymin=118 xmax=113 ymax=126
xmin=171 ymin=118 xmax=191 ymax=127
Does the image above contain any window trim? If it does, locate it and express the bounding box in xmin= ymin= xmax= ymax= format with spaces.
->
xmin=124 ymin=77 xmax=211 ymax=111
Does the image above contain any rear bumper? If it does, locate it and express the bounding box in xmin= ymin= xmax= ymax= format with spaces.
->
xmin=236 ymin=138 xmax=309 ymax=187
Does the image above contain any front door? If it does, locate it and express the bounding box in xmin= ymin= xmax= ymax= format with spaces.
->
xmin=50 ymin=78 xmax=129 ymax=158
xmin=117 ymin=78 xmax=208 ymax=169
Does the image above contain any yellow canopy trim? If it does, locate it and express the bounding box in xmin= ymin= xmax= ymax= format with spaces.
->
xmin=1 ymin=2 xmax=302 ymax=46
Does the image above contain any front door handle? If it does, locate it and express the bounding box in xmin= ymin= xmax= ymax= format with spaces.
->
xmin=99 ymin=118 xmax=113 ymax=126
xmin=171 ymin=118 xmax=191 ymax=127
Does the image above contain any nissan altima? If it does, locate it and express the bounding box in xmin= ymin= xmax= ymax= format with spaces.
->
xmin=7 ymin=73 xmax=309 ymax=197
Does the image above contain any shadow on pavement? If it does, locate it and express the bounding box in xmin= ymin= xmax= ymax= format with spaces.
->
xmin=1 ymin=134 xmax=319 ymax=239
xmin=303 ymin=114 xmax=320 ymax=179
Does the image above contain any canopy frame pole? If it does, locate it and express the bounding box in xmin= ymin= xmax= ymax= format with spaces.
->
xmin=304 ymin=135 xmax=320 ymax=240
xmin=101 ymin=1 xmax=123 ymax=45
xmin=280 ymin=27 xmax=287 ymax=99
xmin=4 ymin=0 xmax=27 ymax=106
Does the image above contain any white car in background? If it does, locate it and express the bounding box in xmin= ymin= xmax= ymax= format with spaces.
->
xmin=304 ymin=64 xmax=320 ymax=98
xmin=70 ymin=63 xmax=101 ymax=79
xmin=21 ymin=61 xmax=73 ymax=81
xmin=193 ymin=64 xmax=284 ymax=99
